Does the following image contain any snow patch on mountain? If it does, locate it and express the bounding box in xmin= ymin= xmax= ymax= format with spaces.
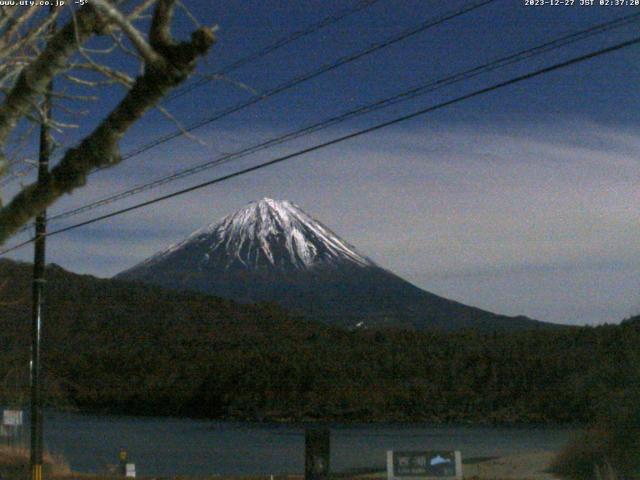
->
xmin=136 ymin=198 xmax=375 ymax=272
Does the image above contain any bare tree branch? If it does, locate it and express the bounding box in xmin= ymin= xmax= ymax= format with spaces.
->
xmin=91 ymin=0 xmax=162 ymax=65
xmin=0 ymin=1 xmax=215 ymax=243
xmin=126 ymin=0 xmax=159 ymax=22
xmin=149 ymin=0 xmax=175 ymax=50
xmin=0 ymin=4 xmax=106 ymax=151
xmin=0 ymin=9 xmax=59 ymax=61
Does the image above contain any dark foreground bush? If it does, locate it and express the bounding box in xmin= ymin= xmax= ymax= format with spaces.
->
xmin=0 ymin=446 xmax=70 ymax=479
xmin=551 ymin=393 xmax=640 ymax=479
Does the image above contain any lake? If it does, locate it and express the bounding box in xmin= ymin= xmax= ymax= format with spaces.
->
xmin=27 ymin=410 xmax=576 ymax=476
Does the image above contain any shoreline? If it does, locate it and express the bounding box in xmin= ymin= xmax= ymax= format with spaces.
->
xmin=1 ymin=447 xmax=562 ymax=480
xmin=37 ymin=406 xmax=587 ymax=430
xmin=461 ymin=451 xmax=560 ymax=480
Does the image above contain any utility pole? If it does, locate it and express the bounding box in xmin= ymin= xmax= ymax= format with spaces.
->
xmin=305 ymin=427 xmax=330 ymax=480
xmin=30 ymin=9 xmax=54 ymax=480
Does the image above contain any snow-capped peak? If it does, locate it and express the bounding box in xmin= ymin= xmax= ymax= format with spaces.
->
xmin=136 ymin=198 xmax=375 ymax=272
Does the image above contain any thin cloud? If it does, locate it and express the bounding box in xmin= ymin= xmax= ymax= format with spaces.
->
xmin=7 ymin=119 xmax=638 ymax=326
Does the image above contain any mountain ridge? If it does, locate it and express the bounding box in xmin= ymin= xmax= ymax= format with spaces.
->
xmin=117 ymin=198 xmax=554 ymax=332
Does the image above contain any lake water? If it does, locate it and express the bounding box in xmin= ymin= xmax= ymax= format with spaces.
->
xmin=28 ymin=410 xmax=576 ymax=476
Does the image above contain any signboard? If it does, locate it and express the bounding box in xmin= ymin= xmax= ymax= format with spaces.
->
xmin=387 ymin=450 xmax=462 ymax=480
xmin=3 ymin=410 xmax=23 ymax=426
xmin=125 ymin=463 xmax=136 ymax=478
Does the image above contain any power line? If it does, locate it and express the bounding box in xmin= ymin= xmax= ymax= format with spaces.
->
xmin=0 ymin=1 xmax=382 ymax=190
xmin=166 ymin=0 xmax=383 ymax=101
xmin=95 ymin=0 xmax=498 ymax=169
xmin=2 ymin=33 xmax=637 ymax=256
xmin=32 ymin=12 xmax=640 ymax=229
xmin=1 ymin=237 xmax=37 ymax=256
xmin=1 ymin=0 xmax=497 ymax=210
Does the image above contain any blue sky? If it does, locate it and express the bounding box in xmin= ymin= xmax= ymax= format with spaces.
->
xmin=4 ymin=0 xmax=640 ymax=325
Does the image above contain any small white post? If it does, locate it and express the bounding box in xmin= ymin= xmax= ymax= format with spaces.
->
xmin=386 ymin=450 xmax=394 ymax=480
xmin=454 ymin=451 xmax=463 ymax=479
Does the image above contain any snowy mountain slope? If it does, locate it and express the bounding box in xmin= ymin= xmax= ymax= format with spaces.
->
xmin=117 ymin=198 xmax=552 ymax=332
xmin=124 ymin=198 xmax=374 ymax=274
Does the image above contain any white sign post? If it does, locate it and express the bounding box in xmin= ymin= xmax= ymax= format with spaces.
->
xmin=2 ymin=410 xmax=24 ymax=447
xmin=3 ymin=410 xmax=23 ymax=426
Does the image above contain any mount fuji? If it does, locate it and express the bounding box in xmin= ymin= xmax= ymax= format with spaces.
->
xmin=116 ymin=198 xmax=550 ymax=331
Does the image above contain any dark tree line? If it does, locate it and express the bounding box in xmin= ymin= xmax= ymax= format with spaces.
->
xmin=0 ymin=259 xmax=637 ymax=424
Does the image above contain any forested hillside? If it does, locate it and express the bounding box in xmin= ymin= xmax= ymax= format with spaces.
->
xmin=0 ymin=259 xmax=636 ymax=424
